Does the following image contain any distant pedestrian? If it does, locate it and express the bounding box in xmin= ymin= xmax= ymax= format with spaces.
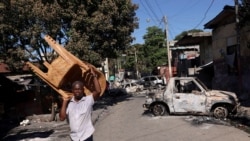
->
xmin=59 ymin=67 xmax=101 ymax=141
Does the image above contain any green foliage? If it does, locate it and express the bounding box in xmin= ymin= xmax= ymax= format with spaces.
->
xmin=140 ymin=26 xmax=167 ymax=74
xmin=122 ymin=26 xmax=168 ymax=75
xmin=0 ymin=0 xmax=138 ymax=71
xmin=174 ymin=29 xmax=203 ymax=41
xmin=123 ymin=43 xmax=142 ymax=71
xmin=239 ymin=0 xmax=250 ymax=27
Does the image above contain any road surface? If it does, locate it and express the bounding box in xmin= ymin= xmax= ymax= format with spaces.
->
xmin=94 ymin=94 xmax=250 ymax=141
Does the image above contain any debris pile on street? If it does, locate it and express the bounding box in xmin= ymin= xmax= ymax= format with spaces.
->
xmin=0 ymin=91 xmax=132 ymax=140
xmin=19 ymin=119 xmax=30 ymax=126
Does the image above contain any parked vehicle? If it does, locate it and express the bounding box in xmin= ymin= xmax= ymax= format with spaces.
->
xmin=139 ymin=75 xmax=165 ymax=88
xmin=120 ymin=82 xmax=143 ymax=93
xmin=143 ymin=77 xmax=239 ymax=119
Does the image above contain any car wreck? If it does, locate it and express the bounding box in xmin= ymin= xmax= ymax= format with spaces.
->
xmin=143 ymin=77 xmax=239 ymax=119
xmin=121 ymin=82 xmax=143 ymax=93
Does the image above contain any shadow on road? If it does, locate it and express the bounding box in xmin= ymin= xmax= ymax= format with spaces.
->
xmin=142 ymin=108 xmax=250 ymax=134
xmin=93 ymin=91 xmax=133 ymax=111
xmin=0 ymin=118 xmax=22 ymax=140
xmin=229 ymin=116 xmax=250 ymax=133
xmin=0 ymin=90 xmax=133 ymax=140
xmin=2 ymin=129 xmax=54 ymax=141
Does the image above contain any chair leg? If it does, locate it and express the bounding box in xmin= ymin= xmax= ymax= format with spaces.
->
xmin=27 ymin=62 xmax=72 ymax=98
xmin=44 ymin=35 xmax=89 ymax=71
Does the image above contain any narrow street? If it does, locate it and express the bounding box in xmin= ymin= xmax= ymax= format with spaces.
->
xmin=1 ymin=92 xmax=250 ymax=141
xmin=94 ymin=93 xmax=250 ymax=141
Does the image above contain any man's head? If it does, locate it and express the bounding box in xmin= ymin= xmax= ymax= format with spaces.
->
xmin=72 ymin=81 xmax=85 ymax=101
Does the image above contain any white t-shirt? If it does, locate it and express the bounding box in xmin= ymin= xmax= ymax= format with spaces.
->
xmin=66 ymin=95 xmax=95 ymax=141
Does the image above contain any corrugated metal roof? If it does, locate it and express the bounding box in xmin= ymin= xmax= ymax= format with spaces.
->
xmin=174 ymin=32 xmax=212 ymax=46
xmin=204 ymin=5 xmax=235 ymax=29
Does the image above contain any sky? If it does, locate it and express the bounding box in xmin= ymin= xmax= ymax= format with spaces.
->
xmin=132 ymin=0 xmax=235 ymax=44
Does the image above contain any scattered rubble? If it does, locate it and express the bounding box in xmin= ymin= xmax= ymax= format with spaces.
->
xmin=0 ymin=92 xmax=131 ymax=140
xmin=186 ymin=114 xmax=250 ymax=134
xmin=20 ymin=119 xmax=30 ymax=126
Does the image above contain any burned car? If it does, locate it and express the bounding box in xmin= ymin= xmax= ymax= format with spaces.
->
xmin=143 ymin=77 xmax=239 ymax=118
xmin=121 ymin=82 xmax=143 ymax=93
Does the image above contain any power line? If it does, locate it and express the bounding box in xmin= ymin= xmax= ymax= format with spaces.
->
xmin=169 ymin=0 xmax=201 ymax=19
xmin=154 ymin=0 xmax=164 ymax=16
xmin=138 ymin=0 xmax=174 ymax=40
xmin=139 ymin=0 xmax=157 ymax=25
xmin=144 ymin=0 xmax=161 ymax=22
xmin=143 ymin=0 xmax=167 ymax=38
xmin=193 ymin=0 xmax=215 ymax=29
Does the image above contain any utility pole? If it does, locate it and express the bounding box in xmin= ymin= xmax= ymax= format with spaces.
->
xmin=105 ymin=57 xmax=109 ymax=80
xmin=163 ymin=16 xmax=172 ymax=78
xmin=234 ymin=0 xmax=242 ymax=92
xmin=134 ymin=48 xmax=139 ymax=79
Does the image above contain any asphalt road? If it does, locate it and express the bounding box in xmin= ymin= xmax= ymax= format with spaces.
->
xmin=1 ymin=92 xmax=250 ymax=141
xmin=94 ymin=94 xmax=250 ymax=141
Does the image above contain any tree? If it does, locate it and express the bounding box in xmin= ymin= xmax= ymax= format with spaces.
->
xmin=123 ymin=43 xmax=141 ymax=71
xmin=0 ymin=0 xmax=66 ymax=71
xmin=64 ymin=0 xmax=139 ymax=63
xmin=141 ymin=26 xmax=167 ymax=74
xmin=239 ymin=0 xmax=250 ymax=27
xmin=0 ymin=0 xmax=138 ymax=72
xmin=174 ymin=29 xmax=203 ymax=41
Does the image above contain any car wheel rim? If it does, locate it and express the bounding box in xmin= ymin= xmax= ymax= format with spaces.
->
xmin=214 ymin=107 xmax=228 ymax=118
xmin=153 ymin=105 xmax=164 ymax=116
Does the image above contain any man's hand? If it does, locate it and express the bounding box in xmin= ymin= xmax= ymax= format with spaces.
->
xmin=61 ymin=96 xmax=70 ymax=101
xmin=59 ymin=96 xmax=70 ymax=121
xmin=89 ymin=66 xmax=98 ymax=77
xmin=88 ymin=66 xmax=101 ymax=101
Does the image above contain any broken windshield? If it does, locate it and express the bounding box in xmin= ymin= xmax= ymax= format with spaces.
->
xmin=195 ymin=78 xmax=209 ymax=91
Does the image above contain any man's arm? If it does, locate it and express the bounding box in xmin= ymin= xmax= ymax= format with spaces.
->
xmin=90 ymin=68 xmax=101 ymax=101
xmin=59 ymin=98 xmax=69 ymax=121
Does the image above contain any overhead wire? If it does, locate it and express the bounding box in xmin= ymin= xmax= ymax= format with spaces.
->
xmin=142 ymin=0 xmax=174 ymax=40
xmin=167 ymin=0 xmax=202 ymax=39
xmin=152 ymin=0 xmax=177 ymax=40
xmin=139 ymin=0 xmax=158 ymax=25
xmin=153 ymin=0 xmax=165 ymax=18
xmin=153 ymin=0 xmax=166 ymax=30
xmin=143 ymin=0 xmax=170 ymax=39
xmin=144 ymin=0 xmax=161 ymax=22
xmin=192 ymin=0 xmax=215 ymax=29
xmin=169 ymin=0 xmax=201 ymax=19
xmin=138 ymin=0 xmax=231 ymax=41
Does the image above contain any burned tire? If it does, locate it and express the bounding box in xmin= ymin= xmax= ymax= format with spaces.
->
xmin=213 ymin=106 xmax=228 ymax=119
xmin=156 ymin=84 xmax=162 ymax=88
xmin=136 ymin=88 xmax=141 ymax=92
xmin=151 ymin=103 xmax=167 ymax=116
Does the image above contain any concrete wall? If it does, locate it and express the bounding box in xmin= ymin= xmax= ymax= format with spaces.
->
xmin=212 ymin=23 xmax=236 ymax=61
xmin=200 ymin=39 xmax=213 ymax=65
xmin=211 ymin=22 xmax=250 ymax=97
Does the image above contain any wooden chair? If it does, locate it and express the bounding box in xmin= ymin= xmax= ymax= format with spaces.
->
xmin=27 ymin=35 xmax=106 ymax=99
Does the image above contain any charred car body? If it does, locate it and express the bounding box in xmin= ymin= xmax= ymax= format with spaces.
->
xmin=143 ymin=77 xmax=239 ymax=118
